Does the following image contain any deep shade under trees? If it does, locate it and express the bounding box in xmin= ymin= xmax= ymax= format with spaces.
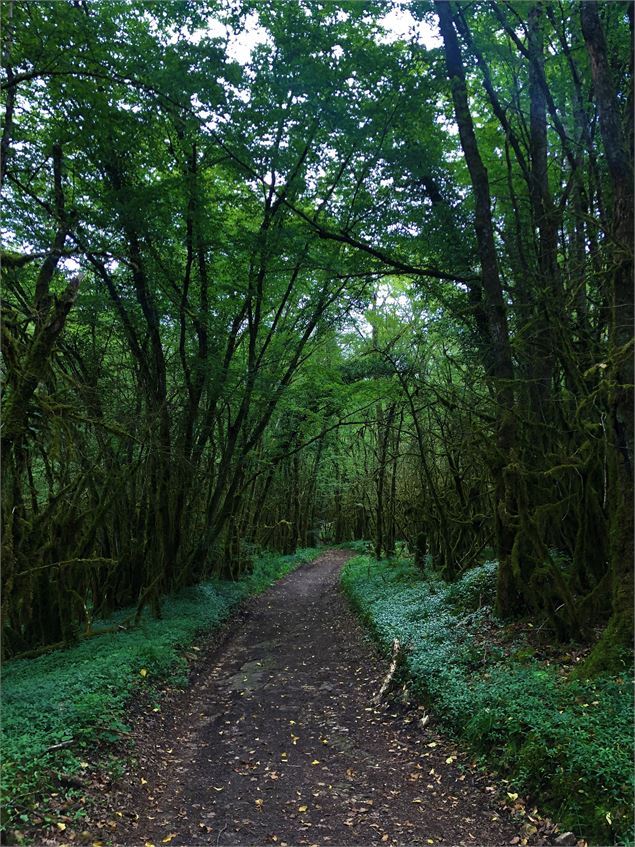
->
xmin=1 ymin=0 xmax=632 ymax=673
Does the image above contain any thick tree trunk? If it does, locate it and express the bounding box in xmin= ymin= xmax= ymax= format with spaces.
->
xmin=580 ymin=1 xmax=634 ymax=672
xmin=435 ymin=1 xmax=518 ymax=615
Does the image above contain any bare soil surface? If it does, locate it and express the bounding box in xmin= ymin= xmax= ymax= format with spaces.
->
xmin=91 ymin=548 xmax=538 ymax=847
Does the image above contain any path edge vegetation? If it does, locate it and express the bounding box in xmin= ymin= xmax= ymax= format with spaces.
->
xmin=0 ymin=546 xmax=321 ymax=841
xmin=340 ymin=551 xmax=634 ymax=846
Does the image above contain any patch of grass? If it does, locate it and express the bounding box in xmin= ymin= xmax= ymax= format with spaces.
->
xmin=1 ymin=547 xmax=320 ymax=837
xmin=341 ymin=554 xmax=634 ymax=845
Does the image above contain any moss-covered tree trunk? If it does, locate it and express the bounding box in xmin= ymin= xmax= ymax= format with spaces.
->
xmin=579 ymin=1 xmax=634 ymax=672
xmin=436 ymin=0 xmax=519 ymax=616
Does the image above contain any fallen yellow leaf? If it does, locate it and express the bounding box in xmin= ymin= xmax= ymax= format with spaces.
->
xmin=445 ymin=756 xmax=456 ymax=764
xmin=255 ymin=799 xmax=264 ymax=810
xmin=57 ymin=823 xmax=66 ymax=831
xmin=139 ymin=668 xmax=148 ymax=678
xmin=80 ymin=761 xmax=89 ymax=768
xmin=162 ymin=836 xmax=177 ymax=844
xmin=507 ymin=792 xmax=519 ymax=801
xmin=291 ymin=734 xmax=299 ymax=745
xmin=427 ymin=742 xmax=437 ymax=748
xmin=298 ymin=805 xmax=308 ymax=813
xmin=140 ymin=777 xmax=148 ymax=785
xmin=92 ymin=842 xmax=104 ymax=847
xmin=145 ymin=842 xmax=155 ymax=847
xmin=311 ymin=760 xmax=320 ymax=765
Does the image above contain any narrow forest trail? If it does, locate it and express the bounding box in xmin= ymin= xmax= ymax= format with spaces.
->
xmin=113 ymin=550 xmax=522 ymax=846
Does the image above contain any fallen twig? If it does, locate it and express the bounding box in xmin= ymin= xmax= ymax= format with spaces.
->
xmin=44 ymin=739 xmax=74 ymax=753
xmin=373 ymin=638 xmax=401 ymax=705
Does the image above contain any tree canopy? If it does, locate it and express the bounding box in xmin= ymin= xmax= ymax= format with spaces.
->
xmin=1 ymin=0 xmax=632 ymax=673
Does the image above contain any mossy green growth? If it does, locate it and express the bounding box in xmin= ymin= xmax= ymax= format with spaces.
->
xmin=1 ymin=547 xmax=320 ymax=834
xmin=341 ymin=554 xmax=634 ymax=845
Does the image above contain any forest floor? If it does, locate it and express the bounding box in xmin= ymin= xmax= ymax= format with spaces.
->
xmin=56 ymin=547 xmax=562 ymax=847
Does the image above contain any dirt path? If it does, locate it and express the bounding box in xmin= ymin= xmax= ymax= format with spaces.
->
xmin=114 ymin=549 xmax=524 ymax=846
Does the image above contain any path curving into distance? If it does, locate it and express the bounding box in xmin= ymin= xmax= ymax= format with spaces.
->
xmin=115 ymin=549 xmax=523 ymax=846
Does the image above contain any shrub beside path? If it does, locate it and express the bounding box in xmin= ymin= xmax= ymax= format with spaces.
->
xmin=94 ymin=548 xmax=536 ymax=846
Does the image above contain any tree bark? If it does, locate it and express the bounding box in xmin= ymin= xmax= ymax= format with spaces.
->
xmin=580 ymin=1 xmax=634 ymax=672
xmin=435 ymin=0 xmax=518 ymax=615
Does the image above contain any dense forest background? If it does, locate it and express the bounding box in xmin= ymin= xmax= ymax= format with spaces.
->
xmin=1 ymin=0 xmax=632 ymax=673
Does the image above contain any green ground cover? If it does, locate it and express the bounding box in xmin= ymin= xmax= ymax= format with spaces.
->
xmin=341 ymin=554 xmax=634 ymax=845
xmin=1 ymin=547 xmax=320 ymax=836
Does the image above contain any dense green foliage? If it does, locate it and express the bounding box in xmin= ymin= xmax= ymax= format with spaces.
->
xmin=341 ymin=555 xmax=634 ymax=844
xmin=2 ymin=0 xmax=632 ymax=669
xmin=1 ymin=547 xmax=319 ymax=835
xmin=2 ymin=0 xmax=633 ymax=668
xmin=1 ymin=3 xmax=632 ymax=842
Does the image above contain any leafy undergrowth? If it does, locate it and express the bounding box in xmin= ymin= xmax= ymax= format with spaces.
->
xmin=341 ymin=555 xmax=634 ymax=846
xmin=1 ymin=547 xmax=320 ymax=840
